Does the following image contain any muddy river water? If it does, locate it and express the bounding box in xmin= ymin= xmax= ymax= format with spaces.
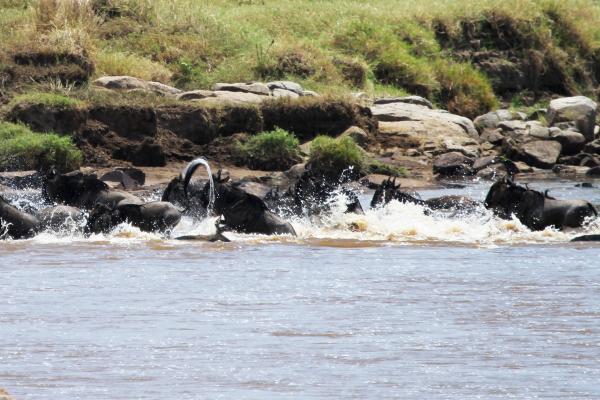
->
xmin=1 ymin=180 xmax=600 ymax=399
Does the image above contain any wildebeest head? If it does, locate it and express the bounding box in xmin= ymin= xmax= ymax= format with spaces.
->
xmin=44 ymin=169 xmax=108 ymax=206
xmin=370 ymin=177 xmax=424 ymax=208
xmin=484 ymin=178 xmax=545 ymax=228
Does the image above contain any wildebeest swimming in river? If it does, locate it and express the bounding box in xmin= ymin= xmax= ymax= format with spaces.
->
xmin=484 ymin=177 xmax=597 ymax=230
xmin=370 ymin=177 xmax=480 ymax=213
xmin=43 ymin=169 xmax=141 ymax=209
xmin=182 ymin=161 xmax=296 ymax=236
xmin=0 ymin=196 xmax=85 ymax=239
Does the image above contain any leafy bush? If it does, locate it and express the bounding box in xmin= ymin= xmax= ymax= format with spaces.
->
xmin=433 ymin=60 xmax=497 ymax=119
xmin=237 ymin=127 xmax=301 ymax=171
xmin=0 ymin=122 xmax=82 ymax=172
xmin=308 ymin=135 xmax=365 ymax=180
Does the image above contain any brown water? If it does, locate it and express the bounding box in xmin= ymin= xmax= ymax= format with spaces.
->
xmin=2 ymin=181 xmax=600 ymax=399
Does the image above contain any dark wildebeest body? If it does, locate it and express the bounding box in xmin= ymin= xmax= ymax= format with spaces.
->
xmin=182 ymin=163 xmax=296 ymax=236
xmin=0 ymin=196 xmax=40 ymax=239
xmin=86 ymin=201 xmax=181 ymax=234
xmin=484 ymin=178 xmax=597 ymax=230
xmin=370 ymin=177 xmax=480 ymax=213
xmin=44 ymin=170 xmax=141 ymax=209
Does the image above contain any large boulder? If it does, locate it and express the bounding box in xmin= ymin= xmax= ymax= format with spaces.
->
xmin=519 ymin=140 xmax=562 ymax=169
xmin=175 ymin=90 xmax=215 ymax=101
xmin=433 ymin=152 xmax=474 ymax=177
xmin=212 ymin=82 xmax=271 ymax=96
xmin=547 ymin=96 xmax=597 ymax=142
xmin=371 ymin=102 xmax=478 ymax=138
xmin=93 ymin=75 xmax=181 ymax=95
xmin=473 ymin=109 xmax=526 ymax=132
xmin=199 ymin=90 xmax=266 ymax=105
xmin=549 ymin=130 xmax=586 ymax=155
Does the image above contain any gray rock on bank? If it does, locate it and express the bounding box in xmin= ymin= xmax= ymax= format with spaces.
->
xmin=93 ymin=76 xmax=181 ymax=95
xmin=212 ymin=82 xmax=271 ymax=96
xmin=371 ymin=102 xmax=478 ymax=138
xmin=547 ymin=96 xmax=597 ymax=142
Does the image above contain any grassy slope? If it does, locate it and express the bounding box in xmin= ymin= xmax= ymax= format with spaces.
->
xmin=1 ymin=0 xmax=600 ymax=117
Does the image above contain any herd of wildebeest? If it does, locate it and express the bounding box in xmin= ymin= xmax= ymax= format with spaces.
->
xmin=1 ymin=158 xmax=600 ymax=242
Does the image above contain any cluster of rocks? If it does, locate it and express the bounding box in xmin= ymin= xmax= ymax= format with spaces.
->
xmin=93 ymin=76 xmax=318 ymax=105
xmin=369 ymin=94 xmax=600 ymax=180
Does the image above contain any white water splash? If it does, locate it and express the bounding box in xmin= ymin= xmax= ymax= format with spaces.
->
xmin=182 ymin=157 xmax=215 ymax=214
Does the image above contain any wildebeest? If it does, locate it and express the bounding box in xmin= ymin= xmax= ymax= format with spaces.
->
xmin=484 ymin=177 xmax=597 ymax=230
xmin=370 ymin=177 xmax=480 ymax=213
xmin=182 ymin=162 xmax=296 ymax=236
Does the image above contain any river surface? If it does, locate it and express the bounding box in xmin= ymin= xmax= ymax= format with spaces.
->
xmin=2 ymin=179 xmax=600 ymax=399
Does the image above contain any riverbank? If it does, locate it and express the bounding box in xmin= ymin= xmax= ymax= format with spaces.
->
xmin=2 ymin=1 xmax=600 ymax=186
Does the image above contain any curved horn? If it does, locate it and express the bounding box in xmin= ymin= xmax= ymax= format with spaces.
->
xmin=182 ymin=158 xmax=210 ymax=200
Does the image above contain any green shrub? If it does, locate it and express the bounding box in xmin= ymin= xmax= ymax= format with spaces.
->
xmin=367 ymin=160 xmax=407 ymax=177
xmin=237 ymin=127 xmax=301 ymax=171
xmin=433 ymin=60 xmax=497 ymax=119
xmin=308 ymin=135 xmax=365 ymax=180
xmin=10 ymin=92 xmax=84 ymax=109
xmin=0 ymin=122 xmax=82 ymax=171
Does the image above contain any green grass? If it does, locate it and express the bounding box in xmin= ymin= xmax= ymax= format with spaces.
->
xmin=367 ymin=160 xmax=408 ymax=177
xmin=309 ymin=135 xmax=365 ymax=180
xmin=236 ymin=127 xmax=301 ymax=170
xmin=10 ymin=92 xmax=84 ymax=109
xmin=0 ymin=121 xmax=82 ymax=172
xmin=2 ymin=0 xmax=600 ymax=116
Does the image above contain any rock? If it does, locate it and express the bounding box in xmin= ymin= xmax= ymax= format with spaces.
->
xmin=271 ymin=88 xmax=300 ymax=99
xmin=549 ymin=130 xmax=586 ymax=155
xmin=480 ymin=129 xmax=504 ymax=145
xmin=339 ymin=126 xmax=368 ymax=147
xmin=442 ymin=138 xmax=480 ymax=158
xmin=584 ymin=139 xmax=600 ymax=155
xmin=374 ymin=96 xmax=433 ymax=109
xmin=473 ymin=109 xmax=526 ymax=132
xmin=547 ymin=96 xmax=597 ymax=142
xmin=575 ymin=182 xmax=595 ymax=188
xmin=100 ymin=167 xmax=145 ymax=189
xmin=371 ymin=102 xmax=478 ymax=138
xmin=93 ymin=76 xmax=181 ymax=95
xmin=175 ymin=90 xmax=215 ymax=101
xmin=432 ymin=152 xmax=474 ymax=176
xmin=302 ymin=90 xmax=319 ymax=97
xmin=196 ymin=90 xmax=266 ymax=105
xmin=513 ymin=161 xmax=535 ymax=173
xmin=498 ymin=120 xmax=528 ymax=132
xmin=528 ymin=125 xmax=551 ymax=140
xmin=520 ymin=140 xmax=562 ymax=169
xmin=266 ymin=80 xmax=303 ymax=95
xmin=212 ymin=82 xmax=271 ymax=96
xmin=586 ymin=166 xmax=600 ymax=176
xmin=476 ymin=165 xmax=508 ymax=180
xmin=580 ymin=155 xmax=600 ymax=167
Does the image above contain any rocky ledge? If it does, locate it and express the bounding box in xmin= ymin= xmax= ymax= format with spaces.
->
xmin=6 ymin=75 xmax=600 ymax=185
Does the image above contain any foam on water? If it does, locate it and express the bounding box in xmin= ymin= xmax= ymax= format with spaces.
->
xmin=3 ymin=182 xmax=600 ymax=246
